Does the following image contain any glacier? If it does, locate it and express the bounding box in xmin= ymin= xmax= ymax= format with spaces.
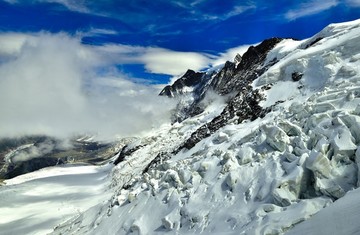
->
xmin=2 ymin=19 xmax=360 ymax=235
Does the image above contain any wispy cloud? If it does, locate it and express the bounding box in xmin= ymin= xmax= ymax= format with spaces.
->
xmin=4 ymin=0 xmax=89 ymax=12
xmin=345 ymin=0 xmax=360 ymax=7
xmin=80 ymin=28 xmax=118 ymax=37
xmin=141 ymin=48 xmax=213 ymax=75
xmin=284 ymin=0 xmax=339 ymax=21
xmin=192 ymin=3 xmax=256 ymax=22
xmin=3 ymin=0 xmax=258 ymax=38
xmin=43 ymin=0 xmax=88 ymax=12
xmin=94 ymin=44 xmax=214 ymax=76
xmin=210 ymin=43 xmax=256 ymax=67
xmin=221 ymin=4 xmax=257 ymax=20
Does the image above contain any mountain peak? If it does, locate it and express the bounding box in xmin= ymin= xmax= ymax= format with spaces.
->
xmin=159 ymin=69 xmax=205 ymax=97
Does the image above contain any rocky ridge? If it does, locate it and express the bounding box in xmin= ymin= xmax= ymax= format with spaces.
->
xmin=158 ymin=38 xmax=283 ymax=150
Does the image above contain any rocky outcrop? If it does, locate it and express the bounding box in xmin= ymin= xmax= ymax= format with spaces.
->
xmin=165 ymin=38 xmax=283 ymax=127
xmin=114 ymin=144 xmax=144 ymax=165
xmin=213 ymin=38 xmax=283 ymax=95
xmin=292 ymin=72 xmax=303 ymax=81
xmin=159 ymin=70 xmax=205 ymax=97
xmin=166 ymin=38 xmax=283 ymax=151
xmin=180 ymin=88 xmax=268 ymax=150
xmin=209 ymin=61 xmax=237 ymax=94
xmin=234 ymin=53 xmax=242 ymax=64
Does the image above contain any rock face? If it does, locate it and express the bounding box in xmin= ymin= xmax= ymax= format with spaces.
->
xmin=213 ymin=38 xmax=283 ymax=95
xmin=159 ymin=70 xmax=205 ymax=97
xmin=163 ymin=38 xmax=283 ymax=150
xmin=181 ymin=88 xmax=268 ymax=150
xmin=234 ymin=53 xmax=242 ymax=64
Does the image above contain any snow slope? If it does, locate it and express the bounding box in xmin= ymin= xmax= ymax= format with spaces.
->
xmin=2 ymin=18 xmax=360 ymax=235
xmin=288 ymin=187 xmax=360 ymax=235
xmin=0 ymin=164 xmax=112 ymax=235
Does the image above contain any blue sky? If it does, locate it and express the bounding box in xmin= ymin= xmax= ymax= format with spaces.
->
xmin=1 ymin=0 xmax=360 ymax=83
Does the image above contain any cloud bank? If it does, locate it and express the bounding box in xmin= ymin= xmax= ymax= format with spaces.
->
xmin=284 ymin=0 xmax=339 ymax=21
xmin=94 ymin=44 xmax=214 ymax=76
xmin=0 ymin=31 xmax=256 ymax=141
xmin=0 ymin=32 xmax=175 ymax=141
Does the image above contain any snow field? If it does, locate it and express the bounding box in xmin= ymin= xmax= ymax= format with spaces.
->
xmin=0 ymin=164 xmax=113 ymax=235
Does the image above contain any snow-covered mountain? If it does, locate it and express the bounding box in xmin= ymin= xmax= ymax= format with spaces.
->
xmin=2 ymin=19 xmax=360 ymax=235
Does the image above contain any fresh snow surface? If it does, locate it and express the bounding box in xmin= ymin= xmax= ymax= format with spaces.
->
xmin=2 ymin=18 xmax=360 ymax=235
xmin=287 ymin=187 xmax=360 ymax=235
xmin=0 ymin=164 xmax=112 ymax=235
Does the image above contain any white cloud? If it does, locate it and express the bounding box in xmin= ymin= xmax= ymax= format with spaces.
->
xmin=166 ymin=43 xmax=254 ymax=85
xmin=141 ymin=48 xmax=213 ymax=75
xmin=0 ymin=31 xmax=256 ymax=141
xmin=4 ymin=0 xmax=89 ymax=12
xmin=210 ymin=44 xmax=255 ymax=67
xmin=95 ymin=43 xmax=255 ymax=82
xmin=345 ymin=0 xmax=360 ymax=7
xmin=200 ymin=4 xmax=256 ymax=21
xmin=0 ymin=33 xmax=34 ymax=56
xmin=94 ymin=44 xmax=214 ymax=76
xmin=0 ymin=32 xmax=175 ymax=141
xmin=169 ymin=1 xmax=256 ymax=22
xmin=79 ymin=28 xmax=118 ymax=37
xmin=222 ymin=5 xmax=256 ymax=20
xmin=40 ymin=0 xmax=88 ymax=12
xmin=285 ymin=0 xmax=339 ymax=21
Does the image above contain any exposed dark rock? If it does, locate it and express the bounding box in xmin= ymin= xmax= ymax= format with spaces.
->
xmin=209 ymin=61 xmax=237 ymax=94
xmin=214 ymin=38 xmax=283 ymax=95
xmin=169 ymin=71 xmax=216 ymax=123
xmin=142 ymin=152 xmax=172 ymax=174
xmin=180 ymin=88 xmax=269 ymax=150
xmin=304 ymin=37 xmax=323 ymax=49
xmin=172 ymin=38 xmax=283 ymax=151
xmin=159 ymin=70 xmax=205 ymax=97
xmin=234 ymin=53 xmax=242 ymax=64
xmin=113 ymin=144 xmax=143 ymax=165
xmin=154 ymin=37 xmax=284 ymax=157
xmin=262 ymin=83 xmax=273 ymax=91
xmin=163 ymin=38 xmax=283 ymax=125
xmin=292 ymin=72 xmax=303 ymax=81
xmin=5 ymin=157 xmax=64 ymax=179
